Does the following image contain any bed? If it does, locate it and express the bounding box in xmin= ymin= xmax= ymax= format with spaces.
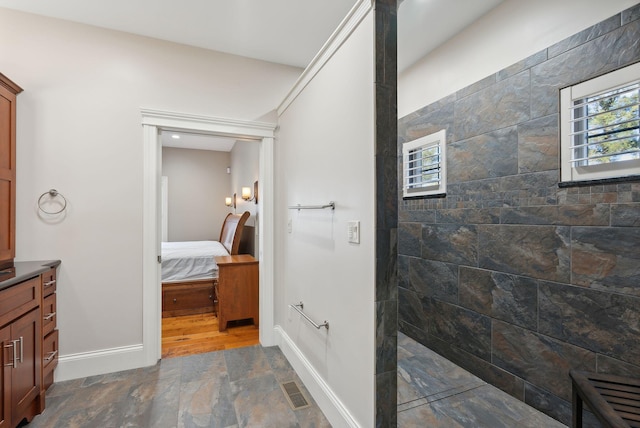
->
xmin=161 ymin=211 xmax=250 ymax=318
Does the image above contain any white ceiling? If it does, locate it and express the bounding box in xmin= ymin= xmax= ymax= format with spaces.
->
xmin=0 ymin=0 xmax=504 ymax=150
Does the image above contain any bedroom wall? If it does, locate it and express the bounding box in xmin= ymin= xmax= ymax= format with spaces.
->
xmin=161 ymin=147 xmax=231 ymax=242
xmin=275 ymin=7 xmax=376 ymax=427
xmin=397 ymin=2 xmax=640 ymax=425
xmin=0 ymin=8 xmax=301 ymax=370
xmin=230 ymin=140 xmax=260 ymax=256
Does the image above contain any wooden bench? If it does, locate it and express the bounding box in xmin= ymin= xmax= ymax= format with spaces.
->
xmin=570 ymin=370 xmax=640 ymax=428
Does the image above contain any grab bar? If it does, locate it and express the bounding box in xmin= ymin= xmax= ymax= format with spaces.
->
xmin=289 ymin=302 xmax=329 ymax=330
xmin=288 ymin=202 xmax=335 ymax=211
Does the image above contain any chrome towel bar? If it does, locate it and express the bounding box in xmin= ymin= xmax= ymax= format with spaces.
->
xmin=288 ymin=202 xmax=335 ymax=210
xmin=289 ymin=302 xmax=329 ymax=330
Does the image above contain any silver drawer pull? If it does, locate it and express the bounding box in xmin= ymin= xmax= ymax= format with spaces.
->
xmin=44 ymin=279 xmax=56 ymax=287
xmin=44 ymin=312 xmax=57 ymax=321
xmin=44 ymin=350 xmax=58 ymax=362
xmin=4 ymin=341 xmax=17 ymax=368
xmin=18 ymin=336 xmax=23 ymax=364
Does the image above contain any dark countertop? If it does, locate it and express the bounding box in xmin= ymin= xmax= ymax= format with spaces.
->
xmin=0 ymin=260 xmax=61 ymax=291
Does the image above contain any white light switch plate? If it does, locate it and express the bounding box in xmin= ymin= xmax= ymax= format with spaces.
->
xmin=347 ymin=221 xmax=360 ymax=244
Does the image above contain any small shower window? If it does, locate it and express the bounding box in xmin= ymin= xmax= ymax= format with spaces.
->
xmin=560 ymin=62 xmax=640 ymax=184
xmin=402 ymin=129 xmax=446 ymax=198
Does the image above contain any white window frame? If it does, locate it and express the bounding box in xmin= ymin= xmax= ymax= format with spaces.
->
xmin=402 ymin=129 xmax=446 ymax=198
xmin=560 ymin=62 xmax=640 ymax=183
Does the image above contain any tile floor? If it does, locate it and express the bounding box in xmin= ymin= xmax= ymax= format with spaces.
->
xmin=25 ymin=345 xmax=330 ymax=428
xmin=26 ymin=335 xmax=570 ymax=427
xmin=397 ymin=332 xmax=567 ymax=427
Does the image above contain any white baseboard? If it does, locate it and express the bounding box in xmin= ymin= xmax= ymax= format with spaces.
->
xmin=56 ymin=344 xmax=152 ymax=382
xmin=274 ymin=325 xmax=360 ymax=428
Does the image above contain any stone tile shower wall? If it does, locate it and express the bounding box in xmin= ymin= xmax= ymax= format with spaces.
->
xmin=397 ymin=5 xmax=640 ymax=425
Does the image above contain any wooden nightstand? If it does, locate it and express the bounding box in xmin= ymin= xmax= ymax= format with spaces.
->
xmin=215 ymin=255 xmax=258 ymax=332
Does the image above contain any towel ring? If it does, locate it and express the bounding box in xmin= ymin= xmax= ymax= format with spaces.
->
xmin=38 ymin=189 xmax=67 ymax=215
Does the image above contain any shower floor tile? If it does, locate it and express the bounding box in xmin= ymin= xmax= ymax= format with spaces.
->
xmin=397 ymin=333 xmax=567 ymax=427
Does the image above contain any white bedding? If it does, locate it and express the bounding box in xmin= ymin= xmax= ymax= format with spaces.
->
xmin=161 ymin=240 xmax=230 ymax=282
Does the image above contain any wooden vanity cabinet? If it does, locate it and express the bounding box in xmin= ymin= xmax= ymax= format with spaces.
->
xmin=0 ymin=74 xmax=22 ymax=270
xmin=0 ymin=277 xmax=42 ymax=428
xmin=40 ymin=267 xmax=58 ymax=391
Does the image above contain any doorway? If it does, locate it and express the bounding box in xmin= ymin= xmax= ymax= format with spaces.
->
xmin=141 ymin=109 xmax=277 ymax=365
xmin=160 ymin=135 xmax=260 ymax=357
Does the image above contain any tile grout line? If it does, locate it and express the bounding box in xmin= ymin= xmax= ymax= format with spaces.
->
xmin=398 ymin=381 xmax=487 ymax=412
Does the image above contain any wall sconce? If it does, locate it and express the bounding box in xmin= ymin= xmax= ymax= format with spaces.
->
xmin=225 ymin=193 xmax=236 ymax=209
xmin=242 ymin=181 xmax=258 ymax=204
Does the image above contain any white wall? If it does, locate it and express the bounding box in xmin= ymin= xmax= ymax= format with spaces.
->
xmin=230 ymin=140 xmax=260 ymax=255
xmin=399 ymin=0 xmax=639 ymax=117
xmin=0 ymin=8 xmax=301 ymax=365
xmin=162 ymin=147 xmax=230 ymax=241
xmin=275 ymin=8 xmax=375 ymax=428
xmin=230 ymin=140 xmax=260 ymax=225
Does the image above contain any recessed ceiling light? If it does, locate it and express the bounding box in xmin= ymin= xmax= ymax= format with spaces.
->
xmin=171 ymin=134 xmax=180 ymax=139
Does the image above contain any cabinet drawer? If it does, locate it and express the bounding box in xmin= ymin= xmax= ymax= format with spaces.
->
xmin=42 ymin=292 xmax=57 ymax=337
xmin=0 ymin=276 xmax=40 ymax=326
xmin=162 ymin=283 xmax=214 ymax=317
xmin=43 ymin=329 xmax=59 ymax=376
xmin=42 ymin=268 xmax=57 ymax=297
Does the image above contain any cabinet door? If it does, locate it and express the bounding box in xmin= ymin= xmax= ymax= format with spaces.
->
xmin=0 ymin=85 xmax=16 ymax=265
xmin=0 ymin=325 xmax=11 ymax=427
xmin=11 ymin=309 xmax=40 ymax=427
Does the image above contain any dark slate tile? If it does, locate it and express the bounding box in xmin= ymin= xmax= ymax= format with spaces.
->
xmin=230 ymin=373 xmax=299 ymax=428
xmin=124 ymin=376 xmax=182 ymax=427
xmin=448 ymin=126 xmax=519 ymax=183
xmin=421 ymin=224 xmax=478 ymax=266
xmin=420 ymin=331 xmax=525 ymax=401
xmin=398 ymin=208 xmax=436 ymax=223
xmin=376 ymin=299 xmax=398 ymax=374
xmin=429 ymin=299 xmax=492 ymax=361
xmin=398 ymin=222 xmax=421 ymax=257
xmin=178 ymin=373 xmax=236 ymax=428
xmin=611 ymin=203 xmax=640 ymax=226
xmin=622 ymin=2 xmax=640 ymax=24
xmin=499 ymin=170 xmax=559 ymax=193
xmin=597 ymin=354 xmax=640 ymax=378
xmin=376 ymin=370 xmax=397 ymax=428
xmin=459 ymin=267 xmax=537 ymax=330
xmin=492 ymin=321 xmax=597 ymax=401
xmin=497 ymin=49 xmax=548 ymax=81
xmin=181 ymin=350 xmax=227 ymax=384
xmin=548 ymin=14 xmax=621 ymax=58
xmin=531 ymin=19 xmax=640 ymax=118
xmin=478 ymin=225 xmax=571 ymax=282
xmin=408 ymin=258 xmax=458 ymax=303
xmin=500 ymin=204 xmax=609 ymax=226
xmin=539 ymin=281 xmax=640 ymax=365
xmin=456 ymin=73 xmax=496 ymax=99
xmin=398 ymin=99 xmax=455 ymax=149
xmin=223 ymin=346 xmax=270 ymax=383
xmin=398 ymin=319 xmax=430 ymax=351
xmin=398 ymin=255 xmax=410 ymax=290
xmin=398 ymin=287 xmax=429 ymax=329
xmin=523 ymin=382 xmax=571 ymax=427
xmin=571 ymin=226 xmax=640 ymax=296
xmin=517 ymin=114 xmax=559 ymax=173
xmin=524 ymin=383 xmax=602 ymax=428
xmin=376 ymin=155 xmax=398 ymax=229
xmin=453 ymin=71 xmax=530 ymax=141
xmin=436 ymin=208 xmax=500 ymax=224
xmin=376 ymin=224 xmax=397 ymax=302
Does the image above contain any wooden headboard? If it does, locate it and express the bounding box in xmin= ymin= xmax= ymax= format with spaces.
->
xmin=219 ymin=211 xmax=250 ymax=255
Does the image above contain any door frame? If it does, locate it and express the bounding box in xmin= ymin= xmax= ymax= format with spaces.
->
xmin=141 ymin=108 xmax=277 ymax=364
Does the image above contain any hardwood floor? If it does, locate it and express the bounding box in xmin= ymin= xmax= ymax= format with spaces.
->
xmin=161 ymin=313 xmax=259 ymax=358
